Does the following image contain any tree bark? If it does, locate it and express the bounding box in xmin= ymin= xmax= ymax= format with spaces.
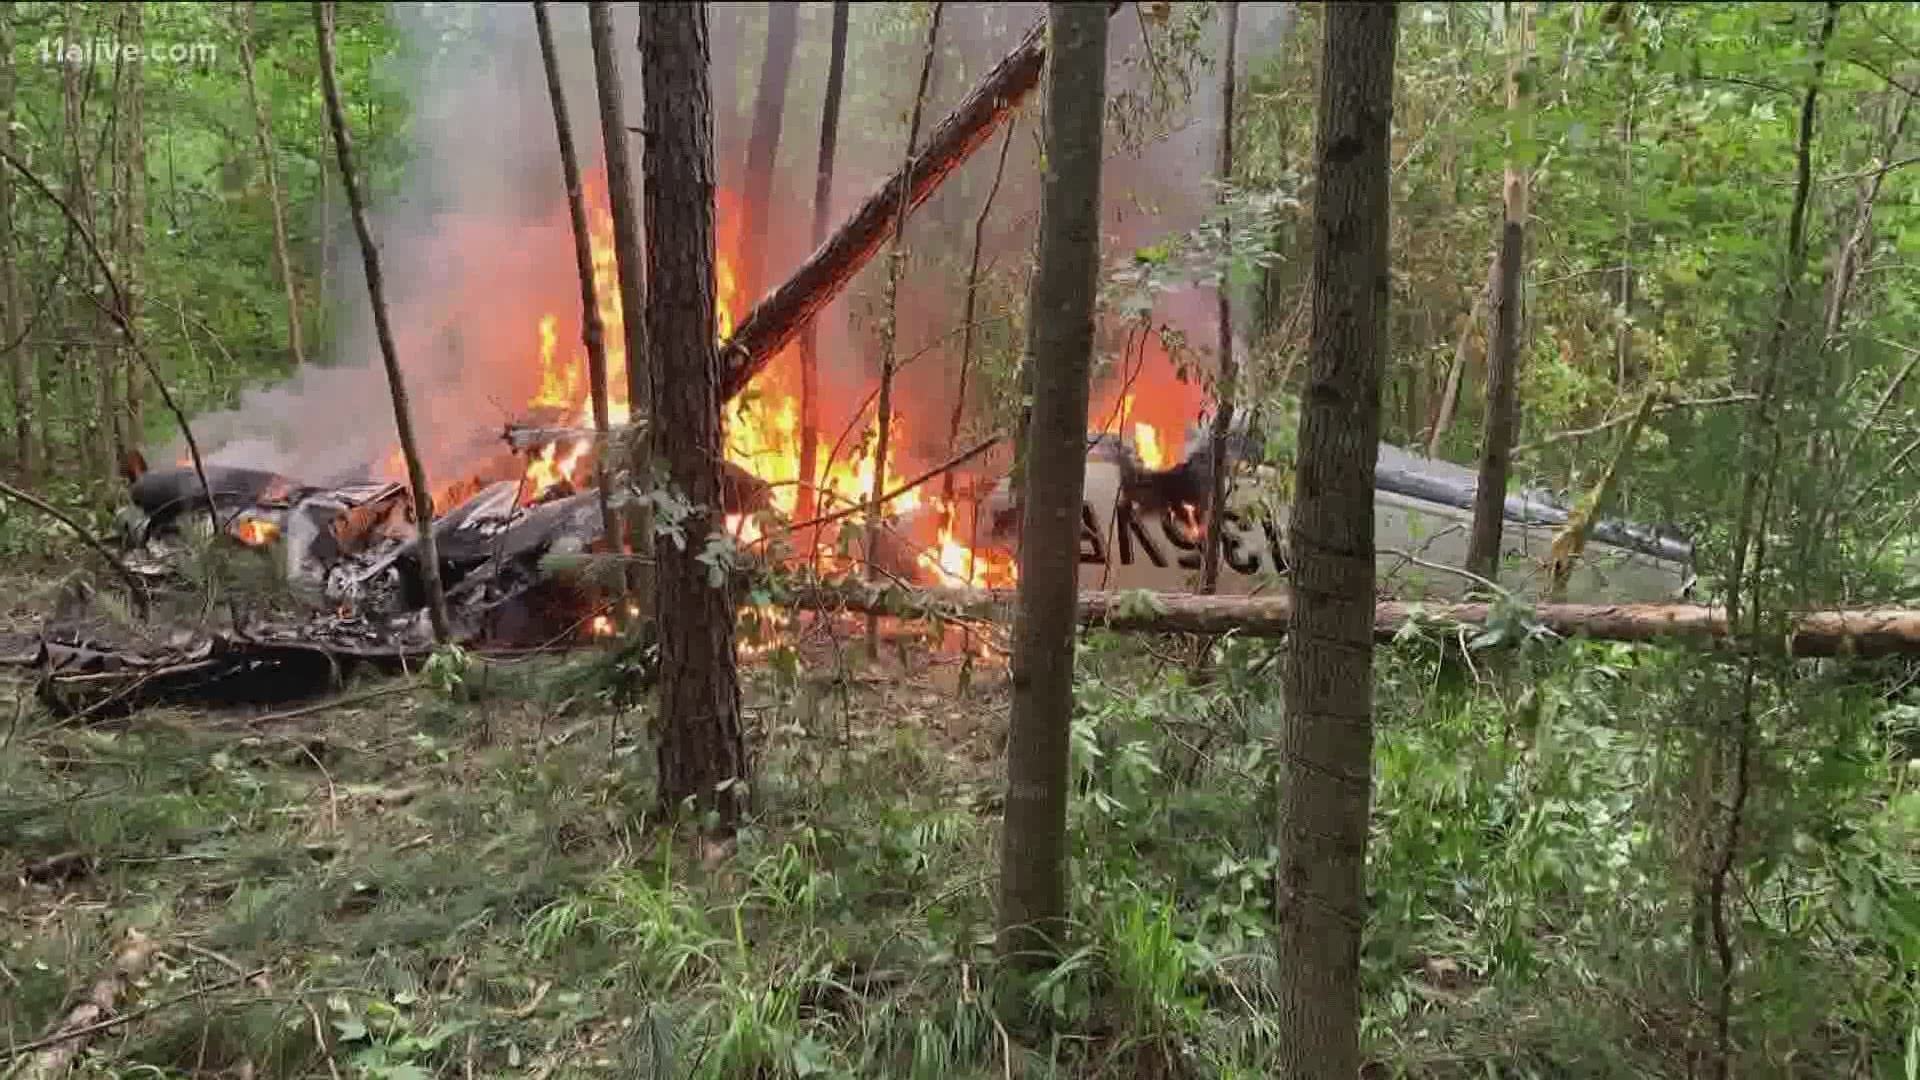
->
xmin=1465 ymin=1 xmax=1533 ymax=581
xmin=797 ymin=0 xmax=850 ymax=526
xmin=719 ymin=11 xmax=1101 ymax=402
xmin=0 ymin=0 xmax=29 ymax=479
xmin=639 ymin=0 xmax=748 ymax=829
xmin=867 ymin=3 xmax=944 ymax=659
xmin=1200 ymin=1 xmax=1241 ymax=597
xmin=314 ymin=0 xmax=451 ymax=642
xmin=239 ymin=1 xmax=305 ymax=370
xmin=588 ymin=0 xmax=652 ymax=605
xmin=1274 ymin=4 xmax=1395 ymax=1076
xmin=739 ymin=0 xmax=797 ymax=307
xmin=995 ymin=0 xmax=1106 ymax=970
xmin=534 ymin=1 xmax=618 ymax=558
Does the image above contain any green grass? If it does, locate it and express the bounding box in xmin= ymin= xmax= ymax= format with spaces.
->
xmin=2 ymin=626 xmax=1916 ymax=1079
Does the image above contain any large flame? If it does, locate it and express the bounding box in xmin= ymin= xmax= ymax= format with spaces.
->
xmin=511 ymin=177 xmax=995 ymax=586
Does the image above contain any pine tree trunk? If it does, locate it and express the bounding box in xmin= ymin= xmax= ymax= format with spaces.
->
xmin=639 ymin=0 xmax=748 ymax=829
xmin=1273 ymin=4 xmax=1396 ymax=1075
xmin=797 ymin=0 xmax=849 ymax=526
xmin=995 ymin=0 xmax=1106 ymax=970
xmin=867 ymin=3 xmax=944 ymax=659
xmin=0 ymin=0 xmax=29 ymax=480
xmin=1466 ymin=1 xmax=1533 ymax=581
xmin=239 ymin=1 xmax=305 ymax=370
xmin=1200 ymin=1 xmax=1241 ymax=597
xmin=739 ymin=0 xmax=797 ymax=307
xmin=314 ymin=0 xmax=451 ymax=643
xmin=534 ymin=1 xmax=619 ymax=557
xmin=589 ymin=0 xmax=653 ymax=606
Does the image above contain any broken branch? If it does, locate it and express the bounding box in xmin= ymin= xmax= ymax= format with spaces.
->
xmin=0 ymin=478 xmax=149 ymax=616
xmin=719 ymin=6 xmax=1120 ymax=400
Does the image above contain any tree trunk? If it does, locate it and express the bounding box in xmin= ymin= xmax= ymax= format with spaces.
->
xmin=534 ymin=1 xmax=619 ymax=558
xmin=739 ymin=0 xmax=797 ymax=307
xmin=942 ymin=119 xmax=1015 ymax=512
xmin=1200 ymin=1 xmax=1241 ymax=597
xmin=1466 ymin=221 xmax=1523 ymax=578
xmin=1465 ymin=1 xmax=1533 ymax=581
xmin=995 ymin=0 xmax=1106 ymax=970
xmin=720 ymin=11 xmax=1100 ymax=402
xmin=0 ymin=0 xmax=29 ymax=479
xmin=1274 ymin=4 xmax=1395 ymax=1076
xmin=867 ymin=3 xmax=944 ymax=659
xmin=797 ymin=0 xmax=849 ymax=526
xmin=314 ymin=0 xmax=451 ymax=642
xmin=588 ymin=0 xmax=652 ymax=605
xmin=1424 ymin=274 xmax=1487 ymax=460
xmin=239 ymin=1 xmax=305 ymax=369
xmin=117 ymin=1 xmax=145 ymax=449
xmin=59 ymin=7 xmax=104 ymax=484
xmin=639 ymin=0 xmax=748 ymax=829
xmin=1706 ymin=10 xmax=1838 ymax=1078
xmin=781 ymin=583 xmax=1920 ymax=659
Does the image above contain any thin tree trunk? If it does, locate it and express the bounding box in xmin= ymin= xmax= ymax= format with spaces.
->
xmin=318 ymin=125 xmax=331 ymax=317
xmin=588 ymin=0 xmax=652 ymax=605
xmin=639 ymin=0 xmax=748 ymax=829
xmin=119 ymin=1 xmax=145 ymax=446
xmin=721 ymin=10 xmax=1107 ymax=402
xmin=739 ymin=0 xmax=797 ymax=306
xmin=1707 ymin=9 xmax=1837 ymax=1078
xmin=60 ymin=9 xmax=106 ymax=484
xmin=942 ymin=119 xmax=1015 ymax=511
xmin=1274 ymin=4 xmax=1395 ymax=1075
xmin=0 ymin=0 xmax=29 ymax=479
xmin=797 ymin=0 xmax=849 ymax=527
xmin=239 ymin=1 xmax=305 ymax=369
xmin=534 ymin=1 xmax=618 ymax=558
xmin=314 ymin=0 xmax=450 ymax=642
xmin=867 ymin=3 xmax=944 ymax=660
xmin=1615 ymin=63 xmax=1635 ymax=392
xmin=1200 ymin=1 xmax=1241 ymax=597
xmin=1465 ymin=1 xmax=1533 ymax=582
xmin=1424 ymin=275 xmax=1486 ymax=459
xmin=996 ymin=0 xmax=1106 ymax=971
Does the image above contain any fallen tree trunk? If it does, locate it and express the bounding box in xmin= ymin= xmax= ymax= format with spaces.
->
xmin=779 ymin=582 xmax=1920 ymax=658
xmin=719 ymin=11 xmax=1064 ymax=401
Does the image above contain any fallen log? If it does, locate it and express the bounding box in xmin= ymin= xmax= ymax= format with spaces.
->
xmin=719 ymin=12 xmax=1065 ymax=400
xmin=778 ymin=582 xmax=1920 ymax=658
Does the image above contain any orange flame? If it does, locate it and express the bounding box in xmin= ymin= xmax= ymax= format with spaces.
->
xmin=233 ymin=518 xmax=280 ymax=546
xmin=512 ymin=178 xmax=973 ymax=590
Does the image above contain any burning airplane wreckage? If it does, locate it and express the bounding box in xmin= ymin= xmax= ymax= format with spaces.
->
xmin=33 ymin=417 xmax=1691 ymax=718
xmin=18 ymin=8 xmax=1699 ymax=714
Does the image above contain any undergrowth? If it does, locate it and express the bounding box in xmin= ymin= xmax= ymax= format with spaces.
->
xmin=3 ymin=624 xmax=1917 ymax=1078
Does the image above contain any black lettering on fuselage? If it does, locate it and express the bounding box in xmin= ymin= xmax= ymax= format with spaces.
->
xmin=1114 ymin=499 xmax=1167 ymax=567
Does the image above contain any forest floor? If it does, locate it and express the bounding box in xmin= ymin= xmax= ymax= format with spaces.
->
xmin=3 ymin=564 xmax=1914 ymax=1079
